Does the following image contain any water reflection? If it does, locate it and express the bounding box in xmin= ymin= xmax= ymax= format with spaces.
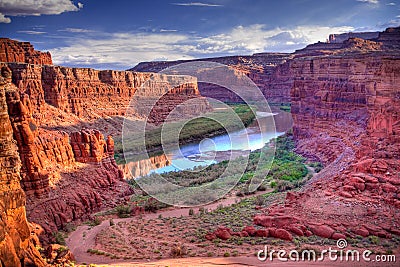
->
xmin=119 ymin=111 xmax=293 ymax=179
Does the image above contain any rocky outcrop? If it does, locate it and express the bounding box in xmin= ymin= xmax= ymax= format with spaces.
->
xmin=0 ymin=38 xmax=52 ymax=65
xmin=70 ymin=129 xmax=114 ymax=163
xmin=0 ymin=66 xmax=45 ymax=267
xmin=328 ymin=31 xmax=380 ymax=43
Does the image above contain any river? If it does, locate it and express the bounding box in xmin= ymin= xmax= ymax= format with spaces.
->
xmin=119 ymin=110 xmax=293 ymax=179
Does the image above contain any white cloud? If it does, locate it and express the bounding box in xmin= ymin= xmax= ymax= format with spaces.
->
xmin=50 ymin=24 xmax=355 ymax=70
xmin=193 ymin=25 xmax=355 ymax=54
xmin=386 ymin=2 xmax=396 ymax=5
xmin=50 ymin=32 xmax=196 ymax=69
xmin=0 ymin=13 xmax=11 ymax=23
xmin=356 ymin=0 xmax=379 ymax=4
xmin=171 ymin=2 xmax=223 ymax=7
xmin=160 ymin=29 xmax=178 ymax=32
xmin=17 ymin=30 xmax=46 ymax=35
xmin=0 ymin=0 xmax=82 ymax=23
xmin=58 ymin=28 xmax=95 ymax=33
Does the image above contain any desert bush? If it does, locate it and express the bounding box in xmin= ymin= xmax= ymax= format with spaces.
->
xmin=276 ymin=180 xmax=294 ymax=192
xmin=170 ymin=244 xmax=187 ymax=257
xmin=115 ymin=205 xmax=131 ymax=218
xmin=254 ymin=195 xmax=265 ymax=206
xmin=53 ymin=231 xmax=66 ymax=246
xmin=189 ymin=208 xmax=194 ymax=216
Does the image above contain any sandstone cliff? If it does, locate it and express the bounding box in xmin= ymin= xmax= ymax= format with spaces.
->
xmin=0 ymin=39 xmax=212 ymax=244
xmin=5 ymin=81 xmax=133 ymax=236
xmin=253 ymin=34 xmax=400 ymax=240
xmin=0 ymin=38 xmax=52 ymax=65
xmin=0 ymin=66 xmax=45 ymax=267
xmin=6 ymin=63 xmax=209 ymax=129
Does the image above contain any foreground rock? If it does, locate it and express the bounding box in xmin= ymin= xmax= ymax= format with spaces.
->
xmin=0 ymin=66 xmax=45 ymax=266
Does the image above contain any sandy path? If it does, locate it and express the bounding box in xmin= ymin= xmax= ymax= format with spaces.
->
xmin=66 ymin=190 xmax=267 ymax=265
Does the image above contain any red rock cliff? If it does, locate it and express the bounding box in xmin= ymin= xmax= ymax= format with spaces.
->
xmin=0 ymin=38 xmax=52 ymax=65
xmin=5 ymin=63 xmax=209 ymax=127
xmin=256 ymin=42 xmax=400 ymax=240
xmin=3 ymin=63 xmax=133 ymax=240
xmin=0 ymin=66 xmax=45 ymax=267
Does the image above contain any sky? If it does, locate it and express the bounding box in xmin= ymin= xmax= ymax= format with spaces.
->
xmin=0 ymin=0 xmax=399 ymax=70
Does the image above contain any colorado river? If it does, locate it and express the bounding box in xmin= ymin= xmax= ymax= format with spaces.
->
xmin=119 ymin=110 xmax=293 ymax=179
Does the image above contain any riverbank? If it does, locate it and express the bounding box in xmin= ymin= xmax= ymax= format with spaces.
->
xmin=114 ymin=104 xmax=256 ymax=163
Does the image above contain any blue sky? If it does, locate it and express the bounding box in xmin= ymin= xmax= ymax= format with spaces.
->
xmin=1 ymin=0 xmax=399 ymax=70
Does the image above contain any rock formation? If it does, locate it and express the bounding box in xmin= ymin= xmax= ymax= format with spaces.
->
xmin=5 ymin=63 xmax=210 ymax=128
xmin=328 ymin=31 xmax=380 ymax=43
xmin=130 ymin=53 xmax=294 ymax=103
xmin=0 ymin=38 xmax=52 ymax=65
xmin=250 ymin=29 xmax=400 ymax=241
xmin=0 ymin=66 xmax=45 ymax=266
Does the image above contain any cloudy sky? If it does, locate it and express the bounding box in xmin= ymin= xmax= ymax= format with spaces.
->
xmin=1 ymin=0 xmax=399 ymax=70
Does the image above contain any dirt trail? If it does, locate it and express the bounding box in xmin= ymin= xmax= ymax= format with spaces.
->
xmin=66 ymin=190 xmax=267 ymax=265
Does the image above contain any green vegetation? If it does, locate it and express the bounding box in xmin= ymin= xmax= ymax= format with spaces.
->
xmin=308 ymin=161 xmax=324 ymax=173
xmin=114 ymin=104 xmax=256 ymax=161
xmin=53 ymin=231 xmax=66 ymax=246
xmin=279 ymin=104 xmax=291 ymax=112
xmin=115 ymin=205 xmax=131 ymax=218
xmin=264 ymin=134 xmax=309 ymax=191
xmin=128 ymin=133 xmax=309 ymax=206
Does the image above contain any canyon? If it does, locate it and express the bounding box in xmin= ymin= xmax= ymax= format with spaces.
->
xmin=0 ymin=38 xmax=211 ymax=265
xmin=132 ymin=27 xmax=400 ymax=241
xmin=0 ymin=26 xmax=399 ymax=265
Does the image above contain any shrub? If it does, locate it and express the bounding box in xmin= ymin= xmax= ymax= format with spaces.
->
xmin=257 ymin=184 xmax=267 ymax=191
xmin=115 ymin=205 xmax=131 ymax=218
xmin=85 ymin=216 xmax=102 ymax=227
xmin=170 ymin=244 xmax=187 ymax=257
xmin=254 ymin=195 xmax=265 ymax=206
xmin=276 ymin=180 xmax=293 ymax=192
xmin=53 ymin=231 xmax=66 ymax=245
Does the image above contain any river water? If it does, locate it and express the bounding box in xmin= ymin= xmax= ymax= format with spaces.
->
xmin=119 ymin=110 xmax=293 ymax=179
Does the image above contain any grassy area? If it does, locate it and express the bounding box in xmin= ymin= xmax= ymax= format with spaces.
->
xmin=268 ymin=102 xmax=291 ymax=112
xmin=114 ymin=104 xmax=256 ymax=162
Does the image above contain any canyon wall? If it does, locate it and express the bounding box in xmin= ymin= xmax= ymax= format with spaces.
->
xmin=256 ymin=35 xmax=400 ymax=240
xmin=0 ymin=40 xmax=212 ymax=243
xmin=2 ymin=61 xmax=134 ymax=239
xmin=0 ymin=38 xmax=52 ymax=65
xmin=249 ymin=29 xmax=399 ymax=243
xmin=7 ymin=63 xmax=208 ymax=125
xmin=131 ymin=53 xmax=294 ymax=103
xmin=0 ymin=66 xmax=45 ymax=267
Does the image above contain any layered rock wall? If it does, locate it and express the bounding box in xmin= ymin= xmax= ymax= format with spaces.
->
xmin=0 ymin=66 xmax=45 ymax=267
xmin=0 ymin=38 xmax=52 ymax=65
xmin=5 ymin=63 xmax=208 ymax=124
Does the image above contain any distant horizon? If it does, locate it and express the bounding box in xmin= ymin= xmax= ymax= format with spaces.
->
xmin=1 ymin=0 xmax=399 ymax=70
